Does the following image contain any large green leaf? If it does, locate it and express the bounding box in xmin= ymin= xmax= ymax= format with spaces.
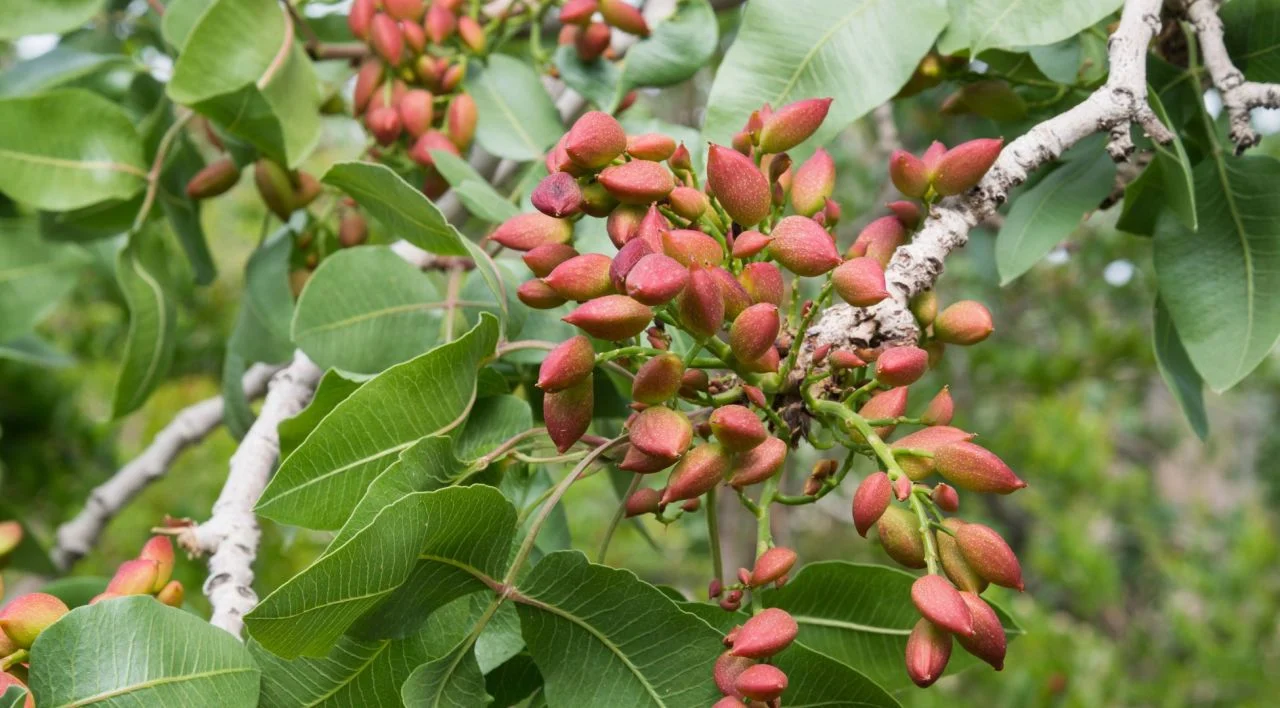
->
xmin=1154 ymin=156 xmax=1280 ymax=392
xmin=1148 ymin=89 xmax=1197 ymax=230
xmin=0 ymin=0 xmax=106 ymax=39
xmin=29 ymin=596 xmax=259 ymax=707
xmin=764 ymin=562 xmax=1020 ymax=691
xmin=248 ymin=482 xmax=515 ymax=658
xmin=167 ymin=0 xmax=321 ymax=168
xmin=156 ymin=136 xmax=218 ymax=285
xmin=1222 ymin=0 xmax=1280 ymax=83
xmin=252 ymin=595 xmax=480 ymax=708
xmin=466 ymin=54 xmax=563 ymax=161
xmin=256 ymin=315 xmax=499 ymax=528
xmin=938 ymin=0 xmax=1122 ymax=56
xmin=996 ymin=146 xmax=1116 ymax=284
xmin=454 ymin=395 xmax=533 ymax=462
xmin=553 ymin=45 xmax=621 ymax=112
xmin=111 ymin=233 xmax=177 ymax=418
xmin=614 ymin=0 xmax=717 ymax=107
xmin=162 ymin=0 xmax=217 ymax=50
xmin=516 ymin=551 xmax=724 ymax=708
xmin=702 ymin=0 xmax=946 ymax=154
xmin=0 ymin=90 xmax=147 ymax=211
xmin=401 ymin=638 xmax=493 ymax=708
xmin=293 ymin=245 xmax=445 ymax=374
xmin=432 ymin=150 xmax=520 ymax=224
xmin=0 ymin=47 xmax=132 ymax=97
xmin=0 ymin=219 xmax=87 ymax=341
xmin=276 ymin=369 xmax=364 ymax=460
xmin=321 ymin=162 xmax=508 ymax=327
xmin=228 ymin=231 xmax=294 ymax=365
xmin=1154 ymin=299 xmax=1209 ymax=440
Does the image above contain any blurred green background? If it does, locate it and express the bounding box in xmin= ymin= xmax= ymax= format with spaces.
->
xmin=4 ymin=13 xmax=1280 ymax=708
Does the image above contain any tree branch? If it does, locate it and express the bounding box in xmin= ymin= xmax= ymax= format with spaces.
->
xmin=802 ymin=0 xmax=1174 ymax=367
xmin=50 ymin=364 xmax=281 ymax=572
xmin=1180 ymin=0 xmax=1280 ymax=152
xmin=178 ymin=352 xmax=323 ymax=638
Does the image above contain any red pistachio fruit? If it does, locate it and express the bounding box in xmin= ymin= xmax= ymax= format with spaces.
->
xmin=626 ymin=253 xmax=690 ymax=306
xmin=366 ymin=106 xmax=403 ymax=147
xmin=185 ymin=158 xmax=240 ymax=200
xmin=877 ymin=505 xmax=926 ymax=569
xmin=634 ymin=204 xmax=670 ymax=251
xmin=629 ymin=406 xmax=694 ymax=460
xmin=847 ymin=216 xmax=907 ymax=268
xmin=875 ymin=345 xmax=929 ymax=387
xmin=545 ymin=253 xmax=615 ymax=302
xmin=729 ymin=303 xmax=780 ymax=363
xmin=891 ymin=426 xmax=976 ymax=481
xmin=712 ymin=268 xmax=752 ymax=321
xmin=738 ymin=346 xmax=779 ymax=374
xmin=384 ymin=0 xmax=425 ymax=21
xmin=669 ymin=142 xmax=692 ymax=172
xmin=887 ymin=199 xmax=922 ymax=229
xmin=349 ymin=0 xmax=377 ymax=39
xmin=599 ymin=160 xmax=676 ymax=204
xmin=932 ymin=483 xmax=960 ymax=512
xmin=606 ymin=204 xmax=646 ymax=247
xmin=677 ymin=267 xmax=725 ymax=338
xmin=730 ymin=608 xmax=798 ymax=659
xmin=855 ymin=387 xmax=908 ymax=440
xmin=575 ymin=21 xmax=612 ymax=62
xmin=0 ymin=593 xmax=69 ymax=648
xmin=832 ymin=257 xmax=889 ymax=307
xmin=731 ymin=230 xmax=771 ymax=259
xmin=631 ymin=354 xmax=685 ymax=404
xmin=707 ymin=145 xmax=771 ymax=227
xmin=678 ymin=369 xmax=709 ymax=398
xmin=457 ymin=15 xmax=485 ymax=52
xmin=933 ymin=138 xmax=1003 ymax=196
xmin=627 ymin=133 xmax=677 ymax=161
xmin=524 ymin=243 xmax=579 ymax=278
xmin=447 ymin=94 xmax=478 ymax=150
xmin=712 ymin=698 xmax=748 ymax=708
xmin=624 ymin=487 xmax=661 ymax=517
xmin=921 ymin=140 xmax=947 ymax=171
xmin=912 ymin=574 xmax=975 ymax=636
xmin=531 ymin=171 xmax=584 ymax=218
xmin=661 ymin=442 xmax=731 ymax=504
xmin=938 ymin=519 xmax=987 ymax=593
xmin=609 ymin=237 xmax=653 ymax=291
xmin=662 ymin=229 xmax=724 ymax=268
xmin=708 ymin=405 xmax=768 ymax=452
xmin=0 ymin=672 xmax=33 ymax=708
xmin=736 ymin=663 xmax=789 ymax=702
xmin=910 ymin=290 xmax=938 ymax=326
xmin=106 ymin=558 xmax=159 ymax=596
xmin=905 ymin=618 xmax=952 ymax=688
xmin=156 ymin=580 xmax=185 ymax=608
xmin=544 ymin=375 xmax=594 ymax=453
xmin=852 ymin=471 xmax=892 ymax=537
xmin=565 ymin=111 xmax=628 ymax=169
xmin=956 ymin=523 xmax=1024 ymax=591
xmin=728 ymin=436 xmax=788 ymax=488
xmin=889 ymin=149 xmax=929 ymax=198
xmin=768 ymin=216 xmax=840 ymax=276
xmin=738 ymin=262 xmax=784 ymax=306
xmin=956 ymin=592 xmax=1008 ymax=670
xmin=921 ymin=386 xmax=954 ymax=425
xmin=399 ymin=89 xmax=434 ymax=137
xmin=517 ymin=279 xmax=568 ymax=309
xmin=934 ymin=441 xmax=1026 ymax=494
xmin=408 ymin=131 xmax=459 ymax=167
xmin=563 ymin=295 xmax=653 ymax=340
xmin=0 ymin=521 xmax=24 ymax=557
xmin=667 ymin=186 xmax=708 ymax=220
xmin=559 ymin=0 xmax=598 ymax=25
xmin=139 ymin=535 xmax=175 ymax=592
xmin=370 ymin=13 xmax=404 ymax=65
xmin=537 ymin=335 xmax=596 ymax=392
xmin=600 ymin=0 xmax=650 ymax=36
xmin=758 ymin=97 xmax=833 ymax=154
xmin=933 ymin=300 xmax=994 ymax=345
xmin=714 ymin=651 xmax=756 ymax=699
xmin=750 ymin=547 xmax=797 ymax=587
xmin=491 ymin=212 xmax=573 ymax=251
xmin=618 ymin=445 xmax=678 ymax=474
xmin=790 ymin=148 xmax=836 ymax=216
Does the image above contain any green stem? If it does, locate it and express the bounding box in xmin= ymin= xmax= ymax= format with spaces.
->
xmin=597 ymin=345 xmax=666 ymax=363
xmin=1 ymin=649 xmax=27 ymax=671
xmin=597 ymin=473 xmax=642 ymax=563
xmin=778 ymin=280 xmax=833 ymax=383
xmin=131 ymin=110 xmax=194 ymax=234
xmin=750 ymin=476 xmax=778 ymax=614
xmin=842 ymin=377 xmax=881 ymax=405
xmin=706 ymin=486 xmax=723 ymax=585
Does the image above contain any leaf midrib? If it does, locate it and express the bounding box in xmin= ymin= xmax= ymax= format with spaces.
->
xmin=770 ymin=0 xmax=873 ymax=107
xmin=119 ymin=251 xmax=170 ymax=412
xmin=0 ymin=147 xmax=147 ymax=179
xmin=295 ymin=300 xmax=491 ymax=338
xmin=53 ymin=666 xmax=257 ymax=707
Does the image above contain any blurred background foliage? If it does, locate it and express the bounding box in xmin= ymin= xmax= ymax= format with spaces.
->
xmin=3 ymin=3 xmax=1280 ymax=706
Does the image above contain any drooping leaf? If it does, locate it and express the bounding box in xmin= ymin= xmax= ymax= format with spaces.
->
xmin=430 ymin=150 xmax=519 ymax=223
xmin=1028 ymin=38 xmax=1082 ymax=84
xmin=0 ymin=90 xmax=147 ymax=211
xmin=29 ymin=597 xmax=259 ymax=707
xmin=0 ymin=219 xmax=87 ymax=342
xmin=702 ymin=0 xmax=947 ymax=156
xmin=167 ymin=0 xmax=321 ymax=168
xmin=764 ymin=562 xmax=1020 ymax=691
xmin=1154 ymin=299 xmax=1209 ymax=439
xmin=553 ymin=45 xmax=621 ymax=112
xmin=228 ymin=230 xmax=295 ymax=365
xmin=111 ymin=232 xmax=177 ymax=418
xmin=157 ymin=136 xmax=218 ymax=285
xmin=938 ymin=0 xmax=1123 ymax=56
xmin=996 ymin=145 xmax=1116 ymax=284
xmin=277 ymin=369 xmax=364 ymax=460
xmin=0 ymin=0 xmax=107 ymax=40
xmin=0 ymin=47 xmax=132 ymax=97
xmin=615 ymin=0 xmax=717 ymax=107
xmin=248 ymin=483 xmax=515 ymax=658
xmin=1147 ymin=89 xmax=1197 ymax=230
xmin=0 ymin=336 xmax=75 ymax=368
xmin=402 ymin=636 xmax=493 ymax=708
xmin=292 ymin=245 xmax=443 ymax=374
xmin=256 ymin=315 xmax=500 ymax=528
xmin=466 ymin=54 xmax=563 ymax=161
xmin=516 ymin=551 xmax=724 ymax=708
xmin=1154 ymin=155 xmax=1280 ymax=392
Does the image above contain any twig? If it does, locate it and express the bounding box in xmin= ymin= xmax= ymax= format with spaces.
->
xmin=51 ymin=364 xmax=281 ymax=572
xmin=132 ymin=111 xmax=194 ymax=234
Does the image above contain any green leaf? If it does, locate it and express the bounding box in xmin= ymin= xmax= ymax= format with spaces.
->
xmin=516 ymin=551 xmax=724 ymax=708
xmin=466 ymin=54 xmax=563 ymax=161
xmin=0 ymin=90 xmax=147 ymax=211
xmin=0 ymin=336 xmax=75 ymax=368
xmin=485 ymin=654 xmax=543 ymax=708
xmin=454 ymin=395 xmax=533 ymax=462
xmin=1028 ymin=39 xmax=1082 ymax=84
xmin=402 ymin=638 xmax=493 ymax=708
xmin=167 ymin=0 xmax=321 ymax=168
xmin=158 ymin=136 xmax=218 ymax=285
xmin=702 ymin=0 xmax=947 ymax=155
xmin=162 ymin=0 xmax=217 ymax=50
xmin=228 ymin=230 xmax=295 ymax=365
xmin=277 ymin=369 xmax=364 ymax=460
xmin=553 ymin=45 xmax=621 ymax=112
xmin=615 ymin=0 xmax=717 ymax=106
xmin=764 ymin=561 xmax=1020 ymax=691
xmin=292 ymin=245 xmax=444 ymax=374
xmin=29 ymin=596 xmax=259 ymax=707
xmin=111 ymin=233 xmax=177 ymax=418
xmin=1116 ymin=159 xmax=1165 ymax=237
xmin=256 ymin=315 xmax=499 ymax=528
xmin=1154 ymin=155 xmax=1280 ymax=392
xmin=996 ymin=145 xmax=1116 ymax=284
xmin=1154 ymin=299 xmax=1209 ymax=440
xmin=252 ymin=596 xmax=479 ymax=708
xmin=1222 ymin=0 xmax=1280 ymax=83
xmin=38 ymin=576 xmax=110 ymax=609
xmin=0 ymin=47 xmax=132 ymax=97
xmin=248 ymin=482 xmax=515 ymax=658
xmin=321 ymin=161 xmax=508 ymax=326
xmin=0 ymin=219 xmax=87 ymax=341
xmin=1 ymin=685 xmax=29 ymax=708
xmin=938 ymin=0 xmax=1122 ymax=56
xmin=0 ymin=0 xmax=106 ymax=40
xmin=427 ymin=149 xmax=519 ymax=223
xmin=1147 ymin=89 xmax=1197 ymax=230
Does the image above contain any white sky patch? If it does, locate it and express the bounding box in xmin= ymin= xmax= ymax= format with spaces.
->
xmin=1103 ymin=259 xmax=1135 ymax=287
xmin=15 ymin=34 xmax=59 ymax=60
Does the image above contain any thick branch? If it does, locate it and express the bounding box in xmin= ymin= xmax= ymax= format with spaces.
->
xmin=179 ymin=352 xmax=323 ymax=638
xmin=50 ymin=364 xmax=280 ymax=572
xmin=1181 ymin=0 xmax=1280 ymax=152
xmin=803 ymin=0 xmax=1174 ymax=365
